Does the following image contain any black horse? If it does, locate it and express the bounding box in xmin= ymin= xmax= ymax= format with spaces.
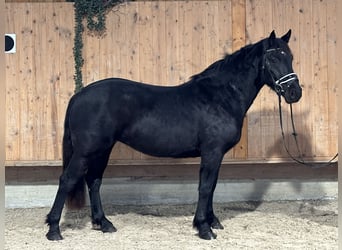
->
xmin=46 ymin=30 xmax=302 ymax=240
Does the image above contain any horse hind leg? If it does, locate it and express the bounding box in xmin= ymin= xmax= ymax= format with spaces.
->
xmin=45 ymin=154 xmax=88 ymax=240
xmin=86 ymin=147 xmax=116 ymax=233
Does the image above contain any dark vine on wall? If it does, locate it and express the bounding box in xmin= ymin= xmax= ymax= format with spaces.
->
xmin=67 ymin=0 xmax=129 ymax=93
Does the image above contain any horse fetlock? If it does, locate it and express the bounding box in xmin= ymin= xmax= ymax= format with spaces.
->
xmin=46 ymin=214 xmax=63 ymax=240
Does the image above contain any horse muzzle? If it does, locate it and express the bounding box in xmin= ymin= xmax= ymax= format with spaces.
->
xmin=273 ymin=72 xmax=302 ymax=104
xmin=283 ymin=82 xmax=302 ymax=104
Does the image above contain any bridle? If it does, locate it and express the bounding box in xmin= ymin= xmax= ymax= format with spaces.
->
xmin=273 ymin=72 xmax=298 ymax=94
xmin=264 ymin=48 xmax=299 ymax=96
xmin=263 ymin=48 xmax=338 ymax=168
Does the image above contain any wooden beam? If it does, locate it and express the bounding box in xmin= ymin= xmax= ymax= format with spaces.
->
xmin=231 ymin=0 xmax=247 ymax=159
xmin=5 ymin=163 xmax=337 ymax=184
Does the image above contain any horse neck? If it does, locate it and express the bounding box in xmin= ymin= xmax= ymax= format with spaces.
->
xmin=220 ymin=48 xmax=265 ymax=115
xmin=190 ymin=41 xmax=267 ymax=120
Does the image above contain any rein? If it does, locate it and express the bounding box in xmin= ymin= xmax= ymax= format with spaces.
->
xmin=264 ymin=48 xmax=338 ymax=168
xmin=277 ymin=94 xmax=338 ymax=168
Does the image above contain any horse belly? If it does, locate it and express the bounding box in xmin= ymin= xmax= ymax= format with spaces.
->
xmin=119 ymin=118 xmax=200 ymax=158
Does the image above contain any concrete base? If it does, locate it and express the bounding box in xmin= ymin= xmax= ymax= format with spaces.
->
xmin=5 ymin=178 xmax=337 ymax=208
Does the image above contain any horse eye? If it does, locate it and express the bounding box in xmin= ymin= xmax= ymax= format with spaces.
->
xmin=268 ymin=55 xmax=279 ymax=63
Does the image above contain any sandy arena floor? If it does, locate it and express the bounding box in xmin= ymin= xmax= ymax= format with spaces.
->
xmin=5 ymin=200 xmax=337 ymax=250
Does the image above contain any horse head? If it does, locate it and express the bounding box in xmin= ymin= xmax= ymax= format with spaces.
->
xmin=262 ymin=30 xmax=302 ymax=104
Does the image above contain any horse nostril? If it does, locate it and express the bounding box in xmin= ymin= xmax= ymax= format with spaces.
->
xmin=285 ymin=85 xmax=302 ymax=103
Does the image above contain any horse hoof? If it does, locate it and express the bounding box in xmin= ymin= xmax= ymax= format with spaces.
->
xmin=101 ymin=219 xmax=117 ymax=233
xmin=93 ymin=223 xmax=117 ymax=233
xmin=211 ymin=220 xmax=224 ymax=230
xmin=93 ymin=217 xmax=117 ymax=233
xmin=199 ymin=230 xmax=217 ymax=240
xmin=46 ymin=231 xmax=63 ymax=241
xmin=102 ymin=225 xmax=117 ymax=233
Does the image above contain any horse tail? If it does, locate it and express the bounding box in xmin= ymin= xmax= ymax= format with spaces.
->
xmin=63 ymin=97 xmax=86 ymax=210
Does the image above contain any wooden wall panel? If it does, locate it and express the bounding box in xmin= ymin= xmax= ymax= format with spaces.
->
xmin=5 ymin=1 xmax=338 ymax=166
xmin=326 ymin=0 xmax=338 ymax=156
xmin=231 ymin=0 xmax=246 ymax=159
xmin=6 ymin=3 xmax=75 ymax=163
xmin=246 ymin=0 xmax=337 ymax=162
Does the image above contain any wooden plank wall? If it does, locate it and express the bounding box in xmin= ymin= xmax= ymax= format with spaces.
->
xmin=245 ymin=0 xmax=338 ymax=162
xmin=5 ymin=0 xmax=338 ymax=166
xmin=6 ymin=3 xmax=74 ymax=164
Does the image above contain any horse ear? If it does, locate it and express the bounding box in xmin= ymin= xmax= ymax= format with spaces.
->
xmin=269 ymin=30 xmax=276 ymax=40
xmin=268 ymin=30 xmax=276 ymax=47
xmin=281 ymin=29 xmax=292 ymax=43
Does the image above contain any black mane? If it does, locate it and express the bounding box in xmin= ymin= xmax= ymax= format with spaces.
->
xmin=190 ymin=42 xmax=263 ymax=82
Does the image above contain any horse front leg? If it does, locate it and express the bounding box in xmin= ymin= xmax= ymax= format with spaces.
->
xmin=193 ymin=150 xmax=224 ymax=240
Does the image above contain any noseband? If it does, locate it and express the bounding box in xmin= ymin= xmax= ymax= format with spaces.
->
xmin=273 ymin=72 xmax=298 ymax=94
xmin=263 ymin=48 xmax=298 ymax=95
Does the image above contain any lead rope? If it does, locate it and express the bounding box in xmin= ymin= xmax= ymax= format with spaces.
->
xmin=278 ymin=95 xmax=338 ymax=168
